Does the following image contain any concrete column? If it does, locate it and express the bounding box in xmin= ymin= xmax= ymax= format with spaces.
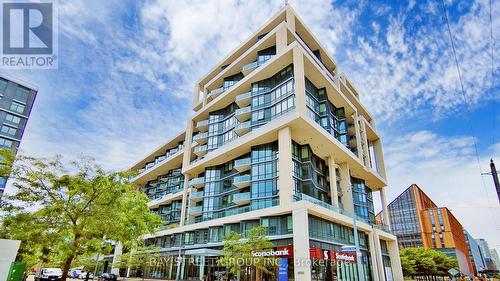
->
xmin=338 ymin=162 xmax=353 ymax=214
xmin=192 ymin=84 xmax=200 ymax=106
xmin=387 ymin=240 xmax=404 ymax=280
xmin=327 ymin=156 xmax=339 ymax=207
xmin=276 ymin=25 xmax=288 ymax=55
xmin=372 ymin=139 xmax=387 ymax=180
xmin=110 ymin=243 xmax=122 ymax=275
xmin=278 ymin=127 xmax=293 ymax=205
xmin=368 ymin=233 xmax=381 ymax=281
xmin=292 ymin=47 xmax=307 ymax=116
xmin=285 ymin=6 xmax=296 ymax=32
xmin=352 ymin=113 xmax=363 ymax=160
xmin=180 ymin=174 xmax=190 ymax=226
xmin=371 ymin=233 xmax=385 ymax=281
xmin=380 ymin=187 xmax=391 ymax=228
xmin=292 ymin=204 xmax=311 ymax=281
xmin=359 ymin=121 xmax=370 ymax=168
xmin=199 ymin=256 xmax=205 ymax=280
xmin=182 ymin=120 xmax=194 ymax=170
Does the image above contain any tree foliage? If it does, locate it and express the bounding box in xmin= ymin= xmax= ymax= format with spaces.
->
xmin=400 ymin=247 xmax=459 ymax=277
xmin=217 ymin=226 xmax=276 ymax=281
xmin=0 ymin=149 xmax=162 ymax=281
xmin=114 ymin=245 xmax=160 ymax=280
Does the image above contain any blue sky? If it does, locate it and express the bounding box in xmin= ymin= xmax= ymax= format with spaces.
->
xmin=3 ymin=0 xmax=500 ymax=252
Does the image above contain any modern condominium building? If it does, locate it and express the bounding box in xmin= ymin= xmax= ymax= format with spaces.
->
xmin=376 ymin=184 xmax=479 ymax=276
xmin=0 ymin=74 xmax=37 ymax=195
xmin=122 ymin=5 xmax=402 ymax=281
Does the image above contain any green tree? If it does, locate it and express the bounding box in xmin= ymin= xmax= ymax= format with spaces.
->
xmin=0 ymin=149 xmax=162 ymax=281
xmin=217 ymin=226 xmax=276 ymax=281
xmin=114 ymin=245 xmax=160 ymax=280
xmin=400 ymin=247 xmax=459 ymax=278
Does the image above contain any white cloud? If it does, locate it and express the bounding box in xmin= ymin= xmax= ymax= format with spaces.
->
xmin=375 ymin=130 xmax=500 ymax=253
xmin=340 ymin=0 xmax=499 ymax=121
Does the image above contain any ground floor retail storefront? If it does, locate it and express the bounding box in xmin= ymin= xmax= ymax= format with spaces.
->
xmin=123 ymin=203 xmax=403 ymax=281
xmin=133 ymin=244 xmax=382 ymax=281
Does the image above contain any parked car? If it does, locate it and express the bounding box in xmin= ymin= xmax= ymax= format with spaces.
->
xmin=78 ymin=272 xmax=93 ymax=279
xmin=70 ymin=269 xmax=83 ymax=279
xmin=34 ymin=268 xmax=63 ymax=281
xmin=98 ymin=273 xmax=117 ymax=281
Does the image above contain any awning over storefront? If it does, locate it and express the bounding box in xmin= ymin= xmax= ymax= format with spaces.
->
xmin=185 ymin=248 xmax=222 ymax=257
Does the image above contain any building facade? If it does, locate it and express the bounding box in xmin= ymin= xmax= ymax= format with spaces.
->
xmin=0 ymin=74 xmax=37 ymax=195
xmin=477 ymin=239 xmax=497 ymax=271
xmin=119 ymin=5 xmax=402 ymax=281
xmin=464 ymin=230 xmax=487 ymax=273
xmin=490 ymin=249 xmax=500 ymax=272
xmin=376 ymin=184 xmax=481 ymax=276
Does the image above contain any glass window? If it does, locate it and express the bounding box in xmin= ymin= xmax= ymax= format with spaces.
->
xmin=5 ymin=114 xmax=20 ymax=125
xmin=1 ymin=125 xmax=16 ymax=136
xmin=0 ymin=79 xmax=7 ymax=94
xmin=0 ymin=137 xmax=13 ymax=148
xmin=10 ymin=102 xmax=25 ymax=114
xmin=14 ymin=87 xmax=30 ymax=103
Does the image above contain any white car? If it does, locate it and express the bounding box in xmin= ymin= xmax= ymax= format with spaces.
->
xmin=34 ymin=268 xmax=63 ymax=281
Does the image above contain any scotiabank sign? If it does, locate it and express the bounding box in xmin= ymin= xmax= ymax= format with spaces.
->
xmin=251 ymin=246 xmax=293 ymax=258
xmin=309 ymin=248 xmax=357 ymax=263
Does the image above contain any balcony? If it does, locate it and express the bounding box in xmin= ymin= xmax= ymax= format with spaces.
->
xmin=208 ymin=87 xmax=225 ymax=100
xmin=242 ymin=57 xmax=274 ymax=76
xmin=189 ymin=205 xmax=203 ymax=216
xmin=235 ymin=106 xmax=251 ymax=122
xmin=193 ymin=132 xmax=208 ymax=145
xmin=190 ymin=191 xmax=204 ymax=203
xmin=234 ymin=157 xmax=251 ymax=172
xmin=194 ymin=145 xmax=208 ymax=157
xmin=235 ymin=91 xmax=252 ymax=107
xmin=232 ymin=174 xmax=251 ymax=189
xmin=196 ymin=119 xmax=209 ymax=131
xmin=189 ymin=177 xmax=205 ymax=189
xmin=233 ymin=192 xmax=251 ymax=206
xmin=234 ymin=121 xmax=251 ymax=136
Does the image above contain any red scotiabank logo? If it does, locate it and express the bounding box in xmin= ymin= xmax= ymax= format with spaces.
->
xmin=309 ymin=248 xmax=357 ymax=263
xmin=334 ymin=252 xmax=356 ymax=263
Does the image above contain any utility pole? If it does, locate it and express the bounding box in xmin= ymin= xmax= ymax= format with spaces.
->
xmin=482 ymin=159 xmax=500 ymax=204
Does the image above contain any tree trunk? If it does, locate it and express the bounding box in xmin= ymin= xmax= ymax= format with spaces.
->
xmin=255 ymin=268 xmax=262 ymax=281
xmin=61 ymin=251 xmax=77 ymax=281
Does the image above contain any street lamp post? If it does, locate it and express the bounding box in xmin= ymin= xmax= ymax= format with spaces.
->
xmin=349 ymin=185 xmax=366 ymax=281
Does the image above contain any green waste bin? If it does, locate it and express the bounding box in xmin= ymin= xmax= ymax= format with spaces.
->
xmin=7 ymin=262 xmax=26 ymax=281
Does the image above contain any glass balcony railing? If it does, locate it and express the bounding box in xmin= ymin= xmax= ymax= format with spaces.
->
xmin=196 ymin=119 xmax=209 ymax=130
xmin=189 ymin=205 xmax=203 ymax=215
xmin=189 ymin=177 xmax=205 ymax=188
xmin=235 ymin=91 xmax=252 ymax=107
xmin=193 ymin=132 xmax=209 ymax=144
xmin=232 ymin=174 xmax=251 ymax=189
xmin=235 ymin=106 xmax=251 ymax=122
xmin=233 ymin=192 xmax=251 ymax=205
xmin=193 ymin=145 xmax=208 ymax=156
xmin=186 ymin=198 xmax=280 ymax=225
xmin=242 ymin=56 xmax=274 ymax=74
xmin=234 ymin=157 xmax=251 ymax=172
xmin=208 ymin=87 xmax=225 ymax=99
xmin=234 ymin=121 xmax=251 ymax=136
xmin=190 ymin=191 xmax=204 ymax=202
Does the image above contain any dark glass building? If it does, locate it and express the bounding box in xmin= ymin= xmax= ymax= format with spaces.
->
xmin=0 ymin=74 xmax=37 ymax=195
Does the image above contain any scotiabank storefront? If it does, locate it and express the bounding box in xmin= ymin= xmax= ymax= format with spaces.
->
xmin=250 ymin=245 xmax=371 ymax=281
